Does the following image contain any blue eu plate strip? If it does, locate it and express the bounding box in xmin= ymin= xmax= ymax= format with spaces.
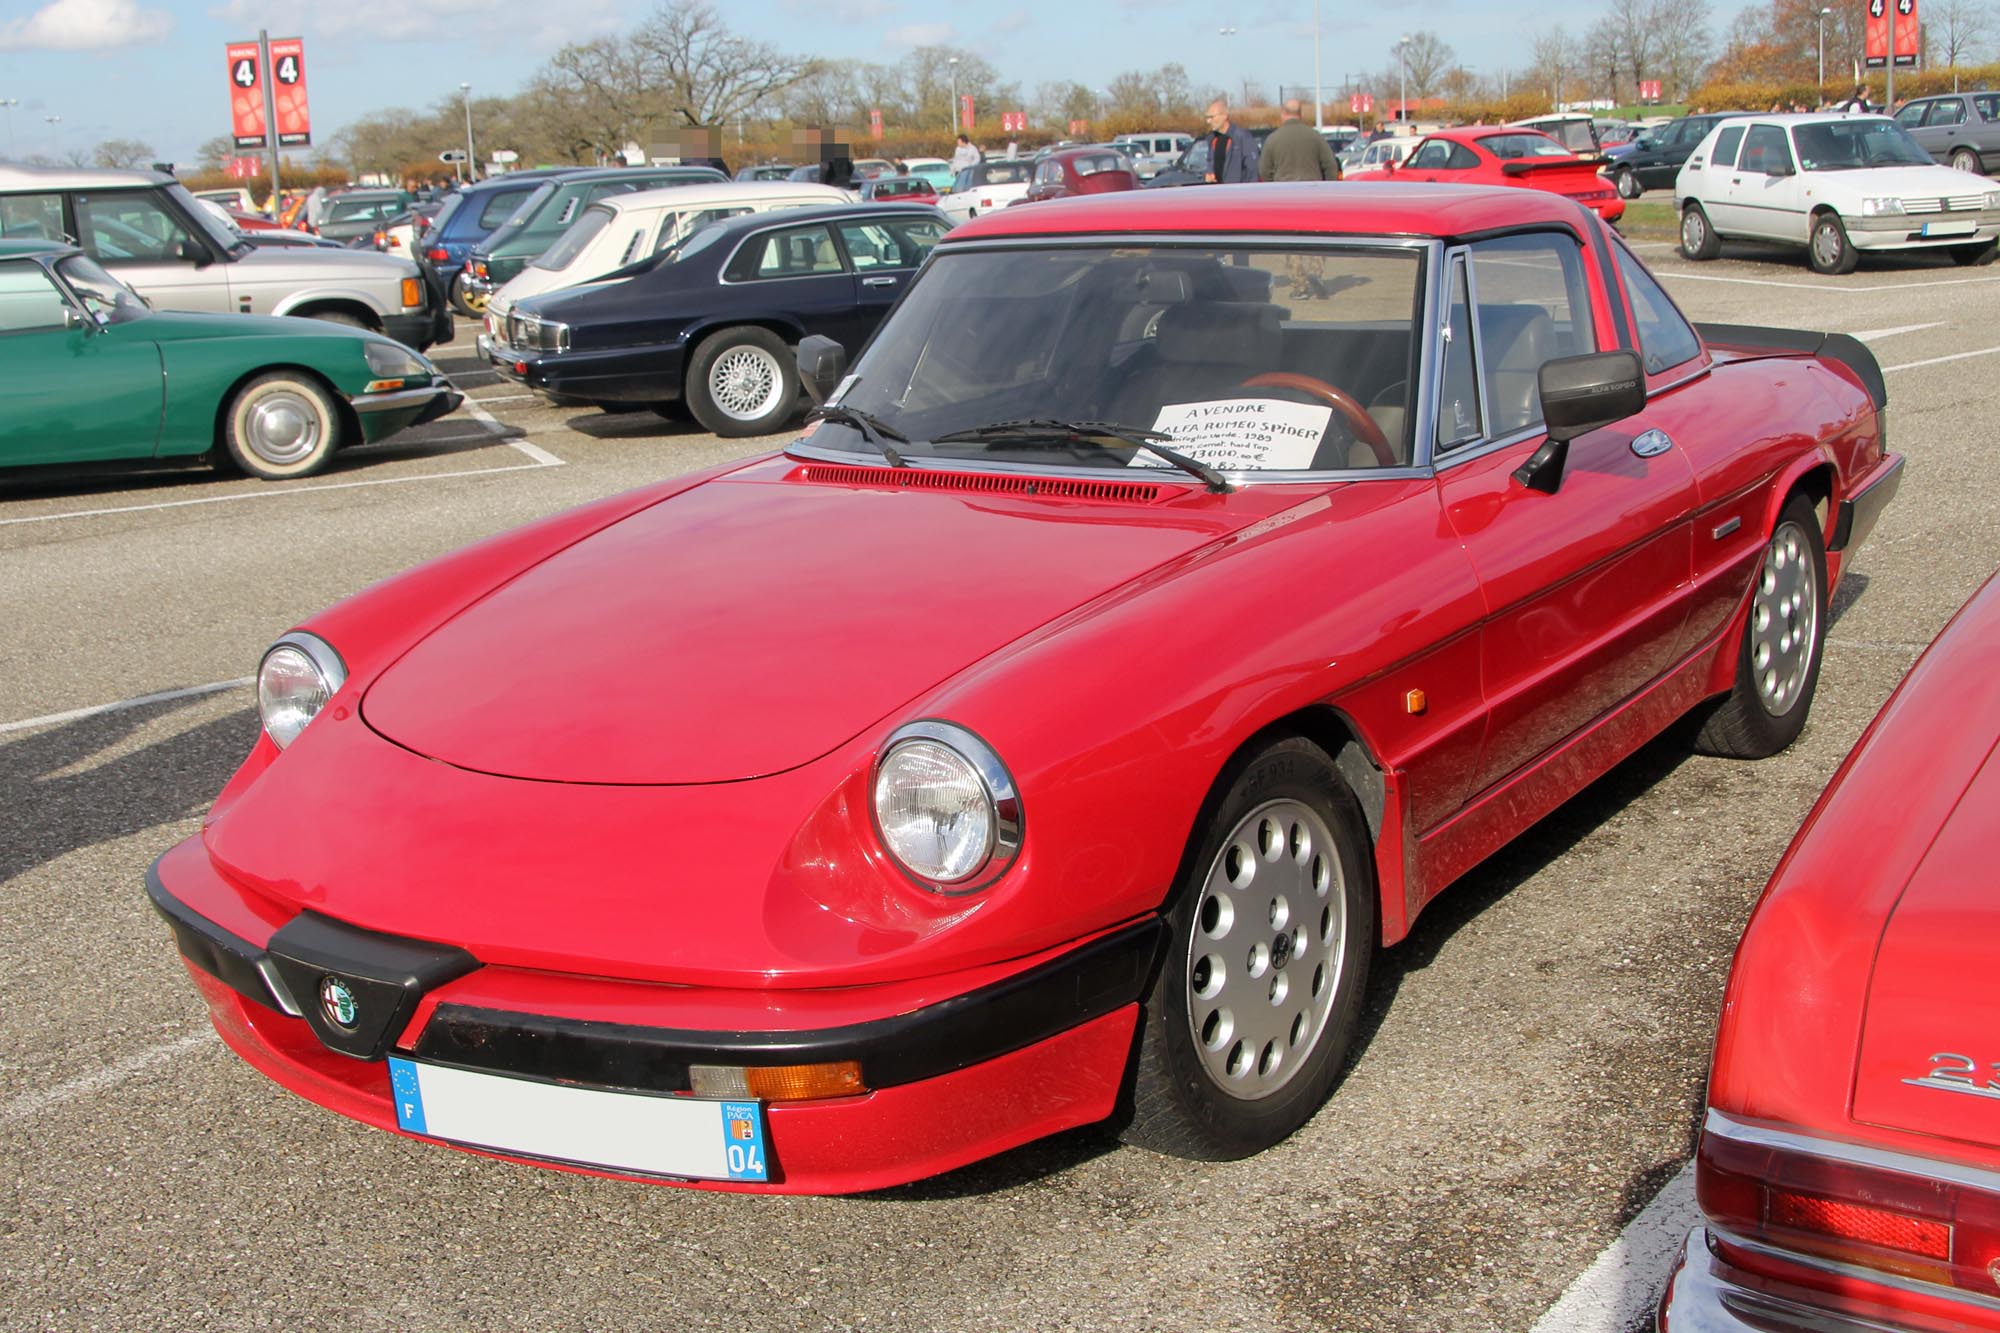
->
xmin=387 ymin=1057 xmax=427 ymax=1135
xmin=720 ymin=1101 xmax=767 ymax=1181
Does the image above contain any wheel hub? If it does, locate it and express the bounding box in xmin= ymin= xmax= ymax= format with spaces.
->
xmin=247 ymin=393 xmax=320 ymax=464
xmin=1750 ymin=520 xmax=1818 ymax=716
xmin=1185 ymin=798 xmax=1345 ymax=1100
xmin=711 ymin=346 xmax=781 ymax=420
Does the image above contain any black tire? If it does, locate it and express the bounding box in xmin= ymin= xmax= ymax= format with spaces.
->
xmin=304 ymin=310 xmax=371 ymax=331
xmin=448 ymin=272 xmax=481 ymax=318
xmin=1695 ymin=495 xmax=1828 ymax=759
xmin=1614 ymin=167 xmax=1642 ymax=200
xmin=1680 ymin=203 xmax=1721 ymax=261
xmin=221 ymin=373 xmax=341 ymax=480
xmin=684 ymin=326 xmax=799 ymax=438
xmin=1952 ymin=239 xmax=1999 ymax=266
xmin=1951 ymin=148 xmax=1983 ymax=175
xmin=1809 ymin=211 xmax=1860 ymax=275
xmin=1122 ymin=737 xmax=1375 ymax=1160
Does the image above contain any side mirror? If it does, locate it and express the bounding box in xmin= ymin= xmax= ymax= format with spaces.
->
xmin=63 ymin=306 xmax=94 ymax=332
xmin=1766 ymin=161 xmax=1796 ymax=178
xmin=1514 ymin=350 xmax=1646 ymax=492
xmin=174 ymin=239 xmax=211 ymax=266
xmin=796 ymin=334 xmax=848 ymax=406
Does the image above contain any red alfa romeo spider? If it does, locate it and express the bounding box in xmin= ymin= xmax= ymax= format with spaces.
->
xmin=150 ymin=185 xmax=1900 ymax=1194
xmin=1660 ymin=573 xmax=2000 ymax=1332
xmin=1380 ymin=126 xmax=1627 ymax=223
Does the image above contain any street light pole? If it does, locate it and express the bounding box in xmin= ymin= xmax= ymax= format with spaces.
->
xmin=1313 ymin=0 xmax=1323 ymax=129
xmin=948 ymin=56 xmax=960 ymax=139
xmin=1396 ymin=35 xmax=1410 ymax=124
xmin=1818 ymin=7 xmax=1831 ymax=101
xmin=461 ymin=83 xmax=476 ymax=181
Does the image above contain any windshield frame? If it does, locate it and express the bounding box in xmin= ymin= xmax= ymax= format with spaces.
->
xmin=164 ymin=183 xmax=249 ymax=256
xmin=787 ymin=232 xmax=1443 ymax=485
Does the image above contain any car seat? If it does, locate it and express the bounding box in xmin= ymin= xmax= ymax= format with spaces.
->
xmin=1477 ymin=304 xmax=1557 ymax=437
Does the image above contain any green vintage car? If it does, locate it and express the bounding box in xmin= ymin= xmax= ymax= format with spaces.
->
xmin=0 ymin=239 xmax=461 ymax=481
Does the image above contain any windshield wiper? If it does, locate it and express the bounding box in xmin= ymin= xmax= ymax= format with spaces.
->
xmin=804 ymin=403 xmax=910 ymax=467
xmin=932 ymin=418 xmax=1231 ymax=493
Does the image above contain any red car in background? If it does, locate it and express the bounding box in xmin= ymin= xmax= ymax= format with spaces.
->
xmin=1014 ymin=146 xmax=1139 ymax=204
xmin=1660 ymin=572 xmax=2000 ymax=1332
xmin=1384 ymin=127 xmax=1626 ymax=223
xmin=149 ymin=185 xmax=1898 ymax=1194
xmin=857 ymin=176 xmax=938 ymax=203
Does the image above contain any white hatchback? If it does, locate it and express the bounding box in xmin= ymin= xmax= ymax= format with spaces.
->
xmin=482 ymin=181 xmax=850 ymax=340
xmin=1676 ymin=113 xmax=2000 ymax=273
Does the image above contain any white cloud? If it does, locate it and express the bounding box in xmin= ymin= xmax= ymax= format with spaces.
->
xmin=0 ymin=0 xmax=173 ymax=51
xmin=884 ymin=21 xmax=952 ymax=48
xmin=992 ymin=8 xmax=1031 ymax=34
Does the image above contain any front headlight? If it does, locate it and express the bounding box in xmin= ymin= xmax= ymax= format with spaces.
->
xmin=257 ymin=631 xmax=347 ymax=750
xmin=517 ymin=314 xmax=569 ymax=353
xmin=1859 ymin=196 xmax=1906 ymax=217
xmin=872 ymin=721 xmax=1022 ymax=892
xmin=363 ymin=340 xmax=432 ymax=379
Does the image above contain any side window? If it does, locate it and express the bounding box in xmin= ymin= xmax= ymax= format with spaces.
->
xmin=1977 ymin=94 xmax=2000 ymax=122
xmin=1435 ymin=258 xmax=1482 ymax=452
xmin=835 ymin=217 xmax=941 ymax=269
xmin=0 ymin=261 xmax=73 ymax=332
xmin=1468 ymin=232 xmax=1596 ymax=438
xmin=478 ymin=190 xmax=524 ymax=228
xmin=1407 ymin=139 xmax=1453 ymax=169
xmin=657 ymin=205 xmax=751 ymax=256
xmin=724 ymin=224 xmax=842 ymax=281
xmin=1738 ymin=125 xmax=1792 ymax=175
xmin=1929 ymin=100 xmax=1968 ymax=127
xmin=1711 ymin=126 xmax=1745 ymax=168
xmin=1895 ymin=101 xmax=1929 ymax=127
xmin=1615 ymin=244 xmax=1701 ymax=374
xmin=73 ymin=190 xmax=199 ymax=264
xmin=1446 ymin=143 xmax=1482 ymax=170
xmin=0 ymin=193 xmax=65 ymax=242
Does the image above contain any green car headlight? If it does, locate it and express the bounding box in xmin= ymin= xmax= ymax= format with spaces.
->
xmin=257 ymin=631 xmax=347 ymax=750
xmin=363 ymin=340 xmax=433 ymax=381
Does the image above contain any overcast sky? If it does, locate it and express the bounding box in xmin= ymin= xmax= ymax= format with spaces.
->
xmin=0 ymin=0 xmax=1761 ymax=167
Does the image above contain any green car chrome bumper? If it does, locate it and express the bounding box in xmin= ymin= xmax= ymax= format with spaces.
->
xmin=349 ymin=382 xmax=463 ymax=443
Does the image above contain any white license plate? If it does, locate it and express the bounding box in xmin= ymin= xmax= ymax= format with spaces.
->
xmin=387 ymin=1057 xmax=768 ymax=1182
xmin=1922 ymin=220 xmax=1978 ymax=237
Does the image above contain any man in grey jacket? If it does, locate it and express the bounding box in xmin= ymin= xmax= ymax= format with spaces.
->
xmin=1203 ymin=99 xmax=1260 ymax=183
xmin=1260 ymin=99 xmax=1340 ymax=181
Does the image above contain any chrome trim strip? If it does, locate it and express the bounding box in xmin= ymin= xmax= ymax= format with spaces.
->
xmin=1712 ymin=516 xmax=1742 ymax=539
xmin=1705 ymin=1108 xmax=2000 ymax=1196
xmin=351 ymin=385 xmax=453 ymax=414
xmin=1459 ymin=249 xmax=1494 ymax=453
xmin=784 ymin=439 xmax=1429 ymax=485
xmin=1709 ymin=1227 xmax=2000 ymax=1317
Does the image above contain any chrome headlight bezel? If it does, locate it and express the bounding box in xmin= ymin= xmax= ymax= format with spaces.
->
xmin=870 ymin=720 xmax=1023 ymax=894
xmin=257 ymin=630 xmax=348 ymax=750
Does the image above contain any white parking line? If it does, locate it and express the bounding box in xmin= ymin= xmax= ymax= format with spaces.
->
xmin=456 ymin=392 xmax=563 ymax=467
xmin=473 ymin=393 xmax=537 ymax=404
xmin=0 ymin=1030 xmax=217 ymax=1123
xmin=1849 ymin=321 xmax=1944 ymax=341
xmin=0 ymin=677 xmax=252 ymax=736
xmin=1530 ymin=1162 xmax=1697 ymax=1333
xmin=1881 ymin=344 xmax=2000 ymax=373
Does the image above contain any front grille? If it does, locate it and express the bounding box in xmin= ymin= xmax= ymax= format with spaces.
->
xmin=793 ymin=463 xmax=1165 ymax=502
xmin=1904 ymin=193 xmax=1988 ymax=214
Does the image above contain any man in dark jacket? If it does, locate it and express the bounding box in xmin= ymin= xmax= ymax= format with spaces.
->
xmin=1203 ymin=99 xmax=1260 ymax=183
xmin=1260 ymin=99 xmax=1340 ymax=180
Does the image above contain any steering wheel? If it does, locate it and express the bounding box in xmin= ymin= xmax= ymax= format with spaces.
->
xmin=1240 ymin=372 xmax=1396 ymax=467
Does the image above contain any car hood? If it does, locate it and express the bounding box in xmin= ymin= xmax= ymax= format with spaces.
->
xmin=1816 ymin=163 xmax=1992 ymax=198
xmin=1850 ymin=738 xmax=2000 ymax=1147
xmin=360 ymin=459 xmax=1272 ymax=785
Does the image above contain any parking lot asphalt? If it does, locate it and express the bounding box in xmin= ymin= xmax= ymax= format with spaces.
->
xmin=4 ymin=245 xmax=1997 ymax=1333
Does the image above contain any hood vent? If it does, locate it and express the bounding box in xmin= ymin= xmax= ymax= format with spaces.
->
xmin=791 ymin=463 xmax=1163 ymax=503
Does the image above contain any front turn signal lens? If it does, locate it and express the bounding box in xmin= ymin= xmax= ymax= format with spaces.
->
xmin=400 ymin=277 xmax=422 ymax=308
xmin=688 ymin=1062 xmax=866 ymax=1102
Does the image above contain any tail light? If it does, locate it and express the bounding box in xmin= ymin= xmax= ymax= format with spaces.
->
xmin=1698 ymin=1111 xmax=2000 ymax=1300
xmin=427 ymin=247 xmax=449 ymax=262
xmin=472 ymin=260 xmax=488 ymax=280
xmin=373 ymin=230 xmax=390 ymax=251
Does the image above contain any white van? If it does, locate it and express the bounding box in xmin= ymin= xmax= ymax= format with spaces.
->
xmin=1113 ymin=133 xmax=1195 ymax=180
xmin=483 ymin=181 xmax=850 ymax=336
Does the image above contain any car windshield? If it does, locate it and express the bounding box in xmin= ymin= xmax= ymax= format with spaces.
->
xmin=810 ymin=243 xmax=1425 ymax=475
xmin=534 ymin=205 xmax=615 ymax=270
xmin=55 ymin=253 xmax=145 ymax=320
xmin=1793 ymin=119 xmax=1934 ymax=170
xmin=165 ymin=183 xmax=245 ymax=254
xmin=327 ymin=197 xmax=401 ymax=223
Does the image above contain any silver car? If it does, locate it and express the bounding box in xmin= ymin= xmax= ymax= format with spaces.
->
xmin=0 ymin=165 xmax=448 ymax=349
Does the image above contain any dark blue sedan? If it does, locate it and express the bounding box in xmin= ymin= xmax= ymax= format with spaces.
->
xmin=485 ymin=203 xmax=948 ymax=436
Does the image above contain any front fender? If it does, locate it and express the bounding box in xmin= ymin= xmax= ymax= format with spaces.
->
xmin=268 ymin=285 xmax=397 ymax=318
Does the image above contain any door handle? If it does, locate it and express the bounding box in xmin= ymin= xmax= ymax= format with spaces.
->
xmin=862 ymin=276 xmax=898 ymax=287
xmin=1631 ymin=428 xmax=1674 ymax=458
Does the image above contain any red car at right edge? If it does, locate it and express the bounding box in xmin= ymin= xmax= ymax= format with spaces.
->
xmin=1662 ymin=572 xmax=2000 ymax=1331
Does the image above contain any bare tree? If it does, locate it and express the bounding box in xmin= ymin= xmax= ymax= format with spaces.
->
xmin=1529 ymin=27 xmax=1579 ymax=107
xmin=630 ymin=0 xmax=823 ymax=127
xmin=1583 ymin=16 xmax=1623 ymax=103
xmin=91 ymin=137 xmax=155 ymax=169
xmin=1651 ymin=0 xmax=1713 ymax=100
xmin=1398 ymin=31 xmax=1456 ymax=100
xmin=1609 ymin=0 xmax=1658 ymax=90
xmin=1931 ymin=0 xmax=1991 ymax=74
